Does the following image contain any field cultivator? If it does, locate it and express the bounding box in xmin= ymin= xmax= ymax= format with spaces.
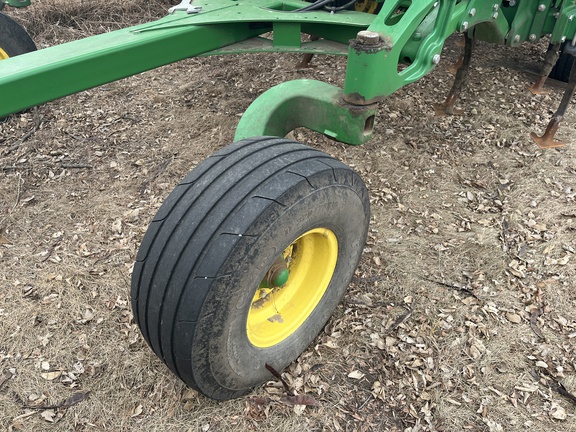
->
xmin=1 ymin=0 xmax=575 ymax=400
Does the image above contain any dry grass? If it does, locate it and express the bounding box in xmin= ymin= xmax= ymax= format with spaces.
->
xmin=11 ymin=0 xmax=170 ymax=44
xmin=1 ymin=1 xmax=576 ymax=431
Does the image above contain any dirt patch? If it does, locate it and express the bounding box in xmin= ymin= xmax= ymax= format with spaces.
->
xmin=1 ymin=1 xmax=576 ymax=431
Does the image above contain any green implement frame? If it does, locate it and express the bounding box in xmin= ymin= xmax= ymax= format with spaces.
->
xmin=0 ymin=0 xmax=30 ymax=10
xmin=1 ymin=0 xmax=576 ymax=144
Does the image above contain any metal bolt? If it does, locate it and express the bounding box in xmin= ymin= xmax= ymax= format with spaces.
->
xmin=357 ymin=30 xmax=380 ymax=45
xmin=538 ymin=4 xmax=546 ymax=12
xmin=529 ymin=34 xmax=537 ymax=41
xmin=469 ymin=8 xmax=476 ymax=16
xmin=461 ymin=21 xmax=469 ymax=31
xmin=492 ymin=12 xmax=498 ymax=19
xmin=561 ymin=36 xmax=567 ymax=42
xmin=570 ymin=15 xmax=575 ymax=21
xmin=509 ymin=0 xmax=516 ymax=5
xmin=513 ymin=34 xmax=521 ymax=43
xmin=433 ymin=2 xmax=438 ymax=7
xmin=493 ymin=4 xmax=499 ymax=11
xmin=432 ymin=54 xmax=441 ymax=65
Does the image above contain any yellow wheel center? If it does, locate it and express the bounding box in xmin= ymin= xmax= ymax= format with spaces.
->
xmin=354 ymin=0 xmax=378 ymax=14
xmin=246 ymin=228 xmax=338 ymax=348
xmin=0 ymin=48 xmax=9 ymax=60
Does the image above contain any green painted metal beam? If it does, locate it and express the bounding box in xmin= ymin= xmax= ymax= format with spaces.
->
xmin=0 ymin=0 xmax=374 ymax=118
xmin=201 ymin=36 xmax=348 ymax=56
xmin=0 ymin=20 xmax=262 ymax=116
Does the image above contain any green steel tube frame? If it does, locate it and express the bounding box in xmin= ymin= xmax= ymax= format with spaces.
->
xmin=1 ymin=0 xmax=575 ymax=145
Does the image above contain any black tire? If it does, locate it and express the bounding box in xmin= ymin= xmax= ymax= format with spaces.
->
xmin=550 ymin=43 xmax=575 ymax=83
xmin=0 ymin=12 xmax=36 ymax=121
xmin=0 ymin=12 xmax=36 ymax=59
xmin=131 ymin=137 xmax=370 ymax=400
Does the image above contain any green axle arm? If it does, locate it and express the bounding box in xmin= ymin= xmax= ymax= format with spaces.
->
xmin=0 ymin=0 xmax=30 ymax=10
xmin=1 ymin=0 xmax=575 ymax=145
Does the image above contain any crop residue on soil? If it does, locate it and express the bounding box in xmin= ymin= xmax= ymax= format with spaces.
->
xmin=1 ymin=1 xmax=576 ymax=431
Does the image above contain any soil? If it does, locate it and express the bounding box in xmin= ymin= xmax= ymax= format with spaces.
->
xmin=1 ymin=1 xmax=576 ymax=431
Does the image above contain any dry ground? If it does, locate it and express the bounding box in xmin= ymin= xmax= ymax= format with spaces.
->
xmin=1 ymin=1 xmax=576 ymax=431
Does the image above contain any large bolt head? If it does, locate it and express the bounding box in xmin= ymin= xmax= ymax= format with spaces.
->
xmin=357 ymin=30 xmax=381 ymax=45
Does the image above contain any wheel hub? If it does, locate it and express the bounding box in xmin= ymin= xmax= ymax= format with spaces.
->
xmin=246 ymin=228 xmax=338 ymax=348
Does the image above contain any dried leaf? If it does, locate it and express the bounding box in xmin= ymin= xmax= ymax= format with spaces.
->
xmin=111 ymin=219 xmax=122 ymax=233
xmin=79 ymin=308 xmax=94 ymax=324
xmin=131 ymin=404 xmax=143 ymax=417
xmin=371 ymin=381 xmax=386 ymax=400
xmin=506 ymin=313 xmax=522 ymax=324
xmin=40 ymin=410 xmax=55 ymax=422
xmin=347 ymin=370 xmax=365 ymax=380
xmin=468 ymin=337 xmax=486 ymax=359
xmin=280 ymin=394 xmax=319 ymax=407
xmin=515 ymin=384 xmax=538 ymax=392
xmin=40 ymin=371 xmax=62 ymax=381
xmin=181 ymin=389 xmax=198 ymax=402
xmin=550 ymin=403 xmax=566 ymax=420
xmin=293 ymin=404 xmax=306 ymax=415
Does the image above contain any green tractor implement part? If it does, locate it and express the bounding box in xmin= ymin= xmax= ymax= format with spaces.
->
xmin=1 ymin=0 xmax=576 ymax=145
xmin=1 ymin=0 xmax=576 ymax=399
xmin=0 ymin=0 xmax=30 ymax=11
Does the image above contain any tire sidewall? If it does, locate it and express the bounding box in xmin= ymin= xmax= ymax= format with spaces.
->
xmin=0 ymin=12 xmax=37 ymax=57
xmin=193 ymin=182 xmax=368 ymax=398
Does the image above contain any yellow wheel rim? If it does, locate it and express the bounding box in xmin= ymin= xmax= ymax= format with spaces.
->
xmin=0 ymin=48 xmax=9 ymax=60
xmin=354 ymin=0 xmax=378 ymax=14
xmin=246 ymin=228 xmax=338 ymax=348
